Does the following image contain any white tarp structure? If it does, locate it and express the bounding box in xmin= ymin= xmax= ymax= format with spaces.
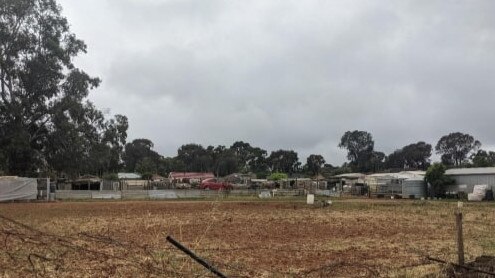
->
xmin=0 ymin=176 xmax=37 ymax=202
xmin=258 ymin=191 xmax=272 ymax=198
xmin=468 ymin=184 xmax=488 ymax=201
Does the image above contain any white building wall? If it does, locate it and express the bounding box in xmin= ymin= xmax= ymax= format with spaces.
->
xmin=448 ymin=174 xmax=495 ymax=193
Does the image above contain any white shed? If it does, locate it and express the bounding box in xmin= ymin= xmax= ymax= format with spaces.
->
xmin=445 ymin=167 xmax=495 ymax=193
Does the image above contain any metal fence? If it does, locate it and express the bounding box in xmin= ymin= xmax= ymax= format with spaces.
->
xmin=54 ymin=189 xmax=307 ymax=200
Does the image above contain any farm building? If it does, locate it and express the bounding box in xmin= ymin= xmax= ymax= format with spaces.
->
xmin=366 ymin=171 xmax=426 ymax=198
xmin=168 ymin=172 xmax=215 ymax=184
xmin=333 ymin=173 xmax=366 ymax=195
xmin=445 ymin=167 xmax=495 ymax=194
xmin=118 ymin=173 xmax=148 ymax=190
xmin=71 ymin=175 xmax=102 ymax=190
xmin=118 ymin=173 xmax=142 ymax=180
xmin=279 ymin=178 xmax=312 ymax=189
xmin=151 ymin=174 xmax=166 ymax=182
xmin=0 ymin=176 xmax=38 ymax=202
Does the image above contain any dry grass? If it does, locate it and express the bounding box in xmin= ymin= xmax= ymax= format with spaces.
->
xmin=0 ymin=198 xmax=494 ymax=277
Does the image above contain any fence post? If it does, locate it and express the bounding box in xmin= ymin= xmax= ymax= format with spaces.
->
xmin=455 ymin=205 xmax=465 ymax=265
xmin=46 ymin=177 xmax=50 ymax=201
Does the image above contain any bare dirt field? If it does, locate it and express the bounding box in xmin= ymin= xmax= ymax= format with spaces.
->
xmin=0 ymin=198 xmax=494 ymax=277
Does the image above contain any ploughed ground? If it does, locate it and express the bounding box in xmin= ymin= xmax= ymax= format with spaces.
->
xmin=0 ymin=199 xmax=494 ymax=277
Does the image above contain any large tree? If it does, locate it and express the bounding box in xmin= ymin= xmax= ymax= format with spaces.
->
xmin=230 ymin=141 xmax=252 ymax=172
xmin=435 ymin=132 xmax=481 ymax=166
xmin=45 ymin=100 xmax=128 ymax=177
xmin=123 ymin=139 xmax=160 ymax=172
xmin=267 ymin=149 xmax=300 ymax=175
xmin=471 ymin=150 xmax=495 ymax=167
xmin=386 ymin=141 xmax=432 ymax=170
xmin=338 ymin=130 xmax=374 ymax=172
xmin=229 ymin=141 xmax=269 ymax=174
xmin=211 ymin=146 xmax=238 ymax=176
xmin=0 ymin=0 xmax=124 ymax=176
xmin=306 ymin=154 xmax=325 ymax=176
xmin=176 ymin=143 xmax=212 ymax=172
xmin=246 ymin=147 xmax=268 ymax=174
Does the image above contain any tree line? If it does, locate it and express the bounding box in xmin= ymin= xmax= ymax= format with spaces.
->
xmin=338 ymin=130 xmax=493 ymax=172
xmin=1 ymin=0 xmax=494 ymax=180
xmin=93 ymin=130 xmax=494 ymax=179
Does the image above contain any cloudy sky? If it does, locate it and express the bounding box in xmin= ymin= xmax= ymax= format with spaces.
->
xmin=58 ymin=0 xmax=495 ymax=165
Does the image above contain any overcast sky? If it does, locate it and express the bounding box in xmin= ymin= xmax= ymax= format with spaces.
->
xmin=58 ymin=0 xmax=495 ymax=165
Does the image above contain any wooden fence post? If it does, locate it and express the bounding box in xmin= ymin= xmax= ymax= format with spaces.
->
xmin=455 ymin=211 xmax=465 ymax=265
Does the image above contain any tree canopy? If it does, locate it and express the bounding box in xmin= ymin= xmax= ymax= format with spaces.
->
xmin=470 ymin=150 xmax=495 ymax=167
xmin=338 ymin=130 xmax=375 ymax=172
xmin=436 ymin=132 xmax=481 ymax=166
xmin=0 ymin=0 xmax=128 ymax=177
xmin=424 ymin=163 xmax=454 ymax=197
xmin=386 ymin=142 xmax=432 ymax=170
xmin=267 ymin=149 xmax=300 ymax=175
xmin=306 ymin=154 xmax=325 ymax=176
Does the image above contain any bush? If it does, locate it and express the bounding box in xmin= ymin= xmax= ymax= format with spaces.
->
xmin=103 ymin=173 xmax=119 ymax=180
xmin=425 ymin=163 xmax=454 ymax=198
xmin=267 ymin=172 xmax=288 ymax=181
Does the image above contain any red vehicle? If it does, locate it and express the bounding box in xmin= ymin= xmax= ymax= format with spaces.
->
xmin=199 ymin=178 xmax=233 ymax=190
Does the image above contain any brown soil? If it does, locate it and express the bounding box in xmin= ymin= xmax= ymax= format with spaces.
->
xmin=0 ymin=199 xmax=494 ymax=277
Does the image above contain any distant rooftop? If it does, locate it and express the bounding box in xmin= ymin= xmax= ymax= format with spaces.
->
xmin=333 ymin=173 xmax=365 ymax=179
xmin=445 ymin=167 xmax=495 ymax=176
xmin=367 ymin=171 xmax=425 ymax=181
xmin=168 ymin=172 xmax=215 ymax=179
xmin=118 ymin=173 xmax=142 ymax=179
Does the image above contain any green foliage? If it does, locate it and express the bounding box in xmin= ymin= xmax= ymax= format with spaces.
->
xmin=166 ymin=142 xmax=269 ymax=177
xmin=267 ymin=172 xmax=288 ymax=181
xmin=306 ymin=154 xmax=325 ymax=176
xmin=103 ymin=173 xmax=119 ymax=181
xmin=425 ymin=163 xmax=454 ymax=197
xmin=267 ymin=150 xmax=299 ymax=174
xmin=124 ymin=139 xmax=160 ymax=173
xmin=471 ymin=150 xmax=495 ymax=167
xmin=141 ymin=172 xmax=153 ymax=180
xmin=338 ymin=130 xmax=376 ymax=172
xmin=176 ymin=144 xmax=211 ymax=172
xmin=386 ymin=141 xmax=432 ymax=170
xmin=436 ymin=132 xmax=481 ymax=166
xmin=135 ymin=157 xmax=157 ymax=175
xmin=0 ymin=0 xmax=127 ymax=177
xmin=255 ymin=171 xmax=269 ymax=179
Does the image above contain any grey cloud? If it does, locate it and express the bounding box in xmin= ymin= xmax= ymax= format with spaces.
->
xmin=59 ymin=0 xmax=495 ymax=164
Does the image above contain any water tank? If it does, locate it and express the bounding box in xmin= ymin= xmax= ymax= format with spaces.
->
xmin=402 ymin=179 xmax=425 ymax=199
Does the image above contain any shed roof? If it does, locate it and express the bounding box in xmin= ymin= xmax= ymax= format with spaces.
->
xmin=73 ymin=175 xmax=101 ymax=184
xmin=168 ymin=172 xmax=215 ymax=179
xmin=366 ymin=171 xmax=425 ymax=181
xmin=118 ymin=173 xmax=142 ymax=179
xmin=333 ymin=173 xmax=365 ymax=179
xmin=445 ymin=167 xmax=495 ymax=176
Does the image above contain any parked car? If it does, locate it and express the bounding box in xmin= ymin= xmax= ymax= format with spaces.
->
xmin=199 ymin=178 xmax=233 ymax=190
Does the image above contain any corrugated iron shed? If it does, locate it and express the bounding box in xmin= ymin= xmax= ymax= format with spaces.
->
xmin=445 ymin=167 xmax=495 ymax=176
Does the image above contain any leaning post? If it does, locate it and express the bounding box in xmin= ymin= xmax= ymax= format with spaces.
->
xmin=166 ymin=236 xmax=228 ymax=278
